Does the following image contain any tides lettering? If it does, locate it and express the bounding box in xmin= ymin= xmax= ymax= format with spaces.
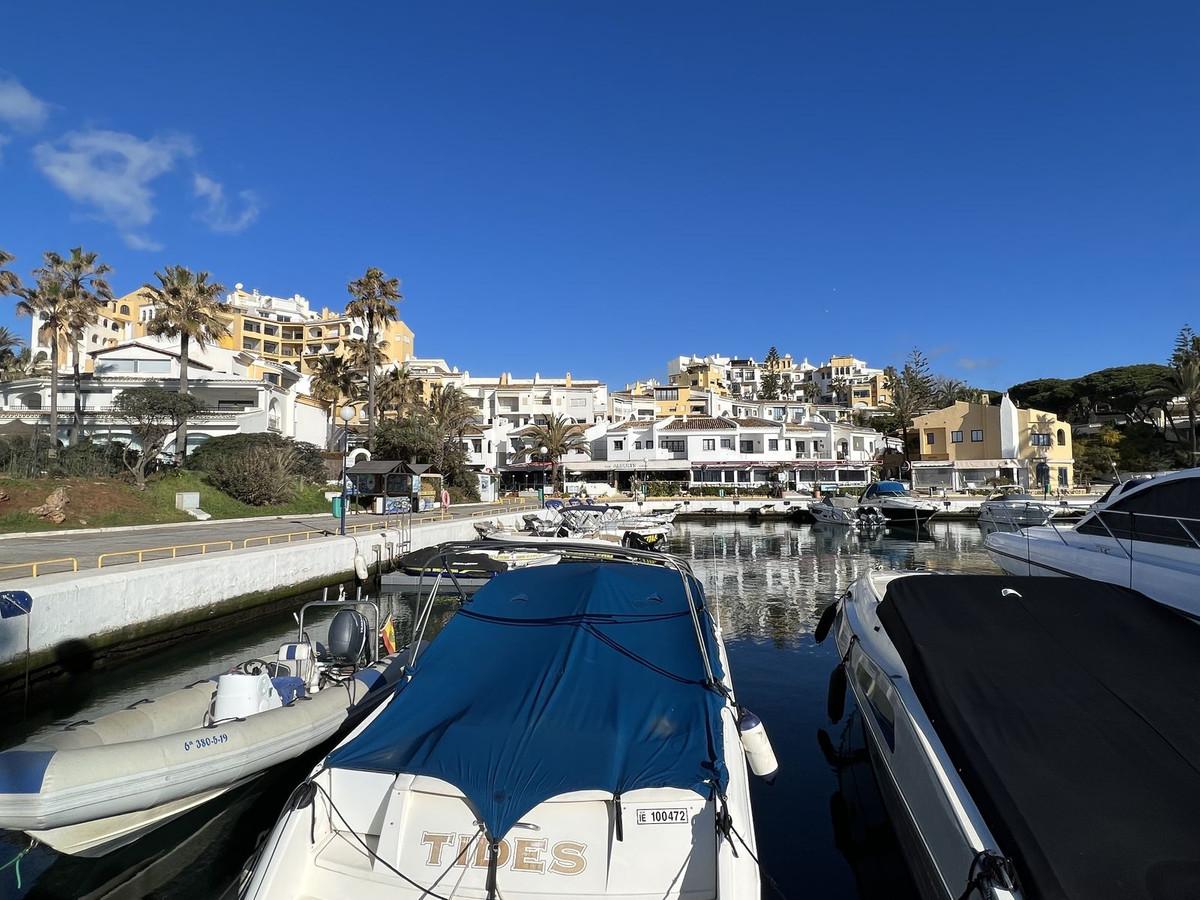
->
xmin=420 ymin=832 xmax=587 ymax=876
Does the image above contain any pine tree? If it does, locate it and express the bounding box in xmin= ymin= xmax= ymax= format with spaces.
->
xmin=760 ymin=346 xmax=782 ymax=400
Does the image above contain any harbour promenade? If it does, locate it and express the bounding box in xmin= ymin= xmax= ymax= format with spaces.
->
xmin=0 ymin=501 xmax=528 ymax=577
xmin=0 ymin=501 xmax=535 ymax=686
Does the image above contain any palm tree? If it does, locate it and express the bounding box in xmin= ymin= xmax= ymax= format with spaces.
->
xmin=930 ymin=375 xmax=970 ymax=409
xmin=0 ymin=326 xmax=22 ymax=361
xmin=0 ymin=248 xmax=23 ymax=296
xmin=518 ymin=413 xmax=593 ymax=492
xmin=0 ymin=346 xmax=46 ymax=382
xmin=345 ymin=267 xmax=402 ymax=450
xmin=309 ymin=353 xmax=360 ymax=449
xmin=16 ymin=271 xmax=70 ymax=451
xmin=427 ymin=384 xmax=476 ymax=474
xmin=42 ymin=248 xmax=113 ymax=445
xmin=376 ymin=365 xmax=418 ymax=421
xmin=143 ymin=266 xmax=229 ymax=462
xmin=1170 ymin=359 xmax=1200 ymax=465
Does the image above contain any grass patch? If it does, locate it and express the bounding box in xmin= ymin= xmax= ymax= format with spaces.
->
xmin=0 ymin=471 xmax=332 ymax=533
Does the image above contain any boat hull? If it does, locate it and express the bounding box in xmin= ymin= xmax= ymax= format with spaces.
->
xmin=0 ymin=654 xmax=401 ymax=852
xmin=985 ymin=529 xmax=1200 ymax=620
xmin=833 ymin=573 xmax=1020 ymax=900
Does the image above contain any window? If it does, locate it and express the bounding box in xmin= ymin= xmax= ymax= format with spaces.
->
xmin=951 ymin=431 xmax=963 ymax=443
xmin=119 ymin=304 xmax=130 ymax=315
xmin=634 ymin=441 xmax=642 ymax=450
xmin=853 ymin=436 xmax=864 ymax=451
xmin=785 ymin=439 xmax=792 ymax=450
xmin=768 ymin=439 xmax=778 ymax=451
xmin=971 ymin=429 xmax=983 ymax=442
xmin=613 ymin=440 xmax=624 ymax=451
xmin=739 ymin=440 xmax=754 ymax=453
xmin=1058 ymin=467 xmax=1068 ymax=487
xmin=926 ymin=432 xmax=936 ymax=446
xmin=703 ymin=438 xmax=715 ymax=451
xmin=1057 ymin=428 xmax=1067 ymax=446
xmin=1031 ymin=433 xmax=1052 ymax=447
xmin=796 ymin=440 xmax=806 ymax=454
xmin=720 ymin=438 xmax=733 ymax=449
xmin=659 ymin=439 xmax=685 ymax=452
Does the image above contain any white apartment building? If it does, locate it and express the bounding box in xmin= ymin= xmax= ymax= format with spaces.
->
xmin=565 ymin=414 xmax=883 ymax=490
xmin=405 ymin=358 xmax=608 ymax=429
xmin=0 ymin=338 xmax=328 ymax=453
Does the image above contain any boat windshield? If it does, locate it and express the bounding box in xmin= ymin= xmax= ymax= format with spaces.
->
xmin=863 ymin=481 xmax=908 ymax=500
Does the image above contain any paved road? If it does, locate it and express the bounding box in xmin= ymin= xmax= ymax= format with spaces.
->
xmin=0 ymin=501 xmax=532 ymax=575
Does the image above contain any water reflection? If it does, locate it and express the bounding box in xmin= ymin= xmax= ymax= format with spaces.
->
xmin=681 ymin=519 xmax=998 ymax=644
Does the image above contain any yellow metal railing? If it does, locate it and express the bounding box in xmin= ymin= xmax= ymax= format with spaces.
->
xmin=243 ymin=529 xmax=325 ymax=549
xmin=0 ymin=557 xmax=79 ymax=580
xmin=97 ymin=540 xmax=235 ymax=568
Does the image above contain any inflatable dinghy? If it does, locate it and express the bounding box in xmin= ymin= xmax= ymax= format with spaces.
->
xmin=0 ymin=606 xmax=406 ymax=857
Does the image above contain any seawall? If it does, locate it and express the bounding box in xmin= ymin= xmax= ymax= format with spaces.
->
xmin=0 ymin=512 xmax=525 ymax=689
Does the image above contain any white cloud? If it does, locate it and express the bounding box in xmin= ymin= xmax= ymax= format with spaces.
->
xmin=33 ymin=129 xmax=194 ymax=249
xmin=0 ymin=76 xmax=49 ymax=131
xmin=193 ymin=173 xmax=260 ymax=233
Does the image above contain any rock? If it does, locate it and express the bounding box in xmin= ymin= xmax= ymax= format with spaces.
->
xmin=29 ymin=486 xmax=69 ymax=523
xmin=77 ymin=518 xmax=88 ymax=526
xmin=0 ymin=490 xmax=8 ymax=502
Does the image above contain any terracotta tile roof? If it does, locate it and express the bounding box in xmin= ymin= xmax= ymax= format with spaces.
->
xmin=731 ymin=416 xmax=781 ymax=428
xmin=661 ymin=416 xmax=736 ymax=431
xmin=609 ymin=419 xmax=655 ymax=432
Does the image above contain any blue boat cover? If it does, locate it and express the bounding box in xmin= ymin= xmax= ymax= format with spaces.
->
xmin=327 ymin=561 xmax=727 ymax=840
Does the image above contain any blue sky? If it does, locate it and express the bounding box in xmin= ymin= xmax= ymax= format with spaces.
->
xmin=1 ymin=2 xmax=1196 ymax=390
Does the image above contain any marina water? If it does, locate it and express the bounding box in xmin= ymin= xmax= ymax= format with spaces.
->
xmin=1 ymin=519 xmax=1000 ymax=899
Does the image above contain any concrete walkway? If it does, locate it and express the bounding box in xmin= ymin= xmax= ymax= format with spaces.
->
xmin=0 ymin=501 xmax=527 ymax=574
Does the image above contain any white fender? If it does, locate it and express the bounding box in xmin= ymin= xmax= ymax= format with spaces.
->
xmin=738 ymin=709 xmax=779 ymax=783
xmin=353 ymin=553 xmax=369 ymax=581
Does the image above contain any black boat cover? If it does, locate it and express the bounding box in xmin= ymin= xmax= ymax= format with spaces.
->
xmin=398 ymin=544 xmax=508 ymax=576
xmin=878 ymin=575 xmax=1200 ymax=900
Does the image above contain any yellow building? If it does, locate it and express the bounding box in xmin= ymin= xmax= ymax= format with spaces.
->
xmin=98 ymin=284 xmax=414 ymax=376
xmin=909 ymin=394 xmax=1073 ymax=491
xmin=654 ymin=385 xmax=692 ymax=417
xmin=668 ymin=362 xmax=729 ymax=396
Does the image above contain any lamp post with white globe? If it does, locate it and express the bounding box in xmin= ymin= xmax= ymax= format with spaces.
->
xmin=540 ymin=445 xmax=549 ymax=498
xmin=339 ymin=404 xmax=356 ymax=536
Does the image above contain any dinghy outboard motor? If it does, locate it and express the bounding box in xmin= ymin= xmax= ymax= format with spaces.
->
xmin=327 ymin=609 xmax=369 ymax=663
xmin=738 ymin=708 xmax=779 ymax=784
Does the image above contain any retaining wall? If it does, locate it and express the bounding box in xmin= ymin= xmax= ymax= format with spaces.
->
xmin=0 ymin=512 xmax=525 ymax=685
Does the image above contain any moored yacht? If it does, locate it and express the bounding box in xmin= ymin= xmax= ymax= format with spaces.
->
xmin=239 ymin=542 xmax=771 ymax=899
xmin=976 ymin=490 xmax=1057 ymax=529
xmin=985 ymin=467 xmax=1200 ymax=619
xmin=817 ymin=571 xmax=1200 ymax=900
xmin=858 ymin=481 xmax=939 ymax=529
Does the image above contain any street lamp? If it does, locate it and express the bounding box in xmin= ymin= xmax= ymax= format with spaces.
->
xmin=339 ymin=404 xmax=355 ymax=536
xmin=539 ymin=445 xmax=549 ymax=495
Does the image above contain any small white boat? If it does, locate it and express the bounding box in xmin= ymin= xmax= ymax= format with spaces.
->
xmin=810 ymin=496 xmax=886 ymax=529
xmin=0 ymin=597 xmax=405 ymax=857
xmin=239 ymin=542 xmax=772 ymax=899
xmin=858 ymin=481 xmax=939 ymax=529
xmin=985 ymin=467 xmax=1200 ymax=620
xmin=977 ymin=490 xmax=1056 ymax=529
xmin=481 ymin=504 xmax=673 ymax=550
xmin=816 ymin=570 xmax=1200 ymax=900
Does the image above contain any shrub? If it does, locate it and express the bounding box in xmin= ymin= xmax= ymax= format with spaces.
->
xmin=187 ymin=433 xmax=325 ymax=484
xmin=56 ymin=438 xmax=127 ymax=478
xmin=206 ymin=446 xmax=300 ymax=506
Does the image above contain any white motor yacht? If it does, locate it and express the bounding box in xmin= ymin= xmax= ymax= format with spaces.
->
xmin=238 ymin=542 xmax=772 ymax=899
xmin=977 ymin=490 xmax=1057 ymax=529
xmin=810 ymin=496 xmax=887 ymax=530
xmin=858 ymin=481 xmax=939 ymax=529
xmin=985 ymin=468 xmax=1200 ymax=620
xmin=816 ymin=571 xmax=1200 ymax=900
